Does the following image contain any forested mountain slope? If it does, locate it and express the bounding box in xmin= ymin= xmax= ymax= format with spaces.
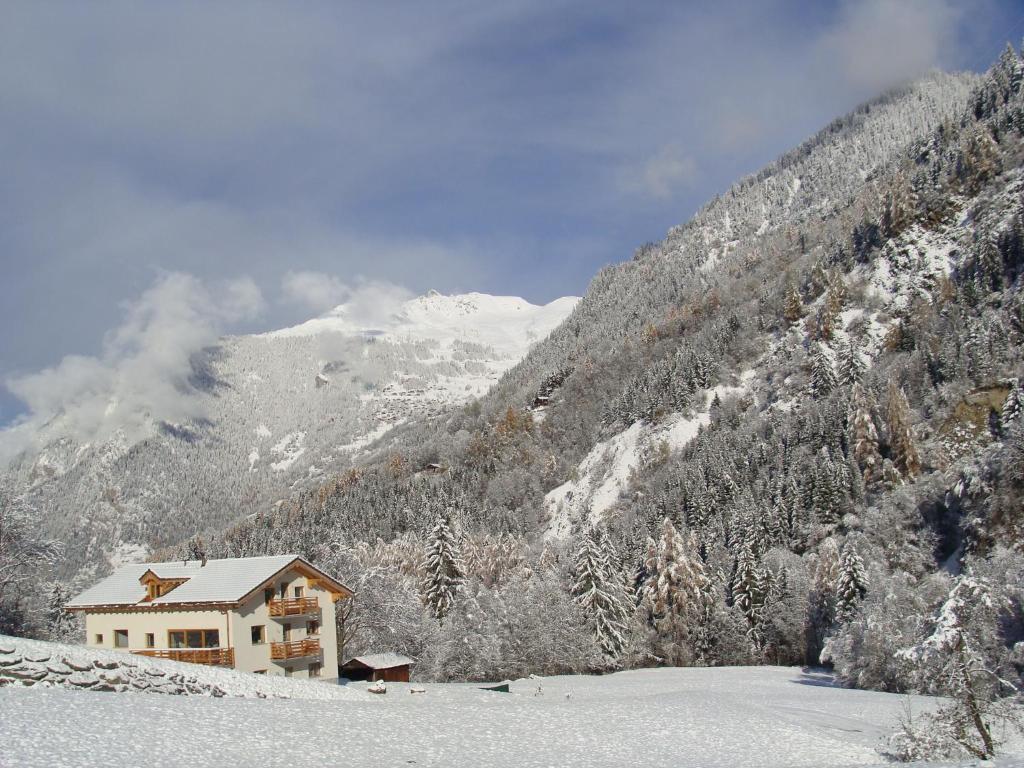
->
xmin=0 ymin=292 xmax=576 ymax=583
xmin=205 ymin=50 xmax=1024 ymax=747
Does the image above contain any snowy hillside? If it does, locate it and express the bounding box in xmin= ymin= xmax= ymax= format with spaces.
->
xmin=6 ymin=665 xmax=1016 ymax=768
xmin=0 ymin=291 xmax=577 ymax=582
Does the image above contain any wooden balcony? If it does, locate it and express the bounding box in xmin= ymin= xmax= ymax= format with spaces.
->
xmin=268 ymin=597 xmax=320 ymax=618
xmin=270 ymin=638 xmax=320 ymax=661
xmin=133 ymin=648 xmax=235 ymax=667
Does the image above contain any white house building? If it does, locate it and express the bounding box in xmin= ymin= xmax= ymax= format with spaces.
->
xmin=65 ymin=554 xmax=353 ymax=680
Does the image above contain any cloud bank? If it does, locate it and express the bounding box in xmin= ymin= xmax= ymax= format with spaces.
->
xmin=1 ymin=273 xmax=263 ymax=460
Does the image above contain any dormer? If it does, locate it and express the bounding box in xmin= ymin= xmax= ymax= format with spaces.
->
xmin=139 ymin=570 xmax=189 ymax=601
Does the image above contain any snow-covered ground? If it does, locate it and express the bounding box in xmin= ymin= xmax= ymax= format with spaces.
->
xmin=6 ymin=665 xmax=1014 ymax=768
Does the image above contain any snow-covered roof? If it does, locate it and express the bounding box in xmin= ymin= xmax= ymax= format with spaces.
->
xmin=344 ymin=653 xmax=415 ymax=670
xmin=66 ymin=554 xmax=344 ymax=609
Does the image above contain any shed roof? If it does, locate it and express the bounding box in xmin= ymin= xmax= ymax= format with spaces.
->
xmin=343 ymin=653 xmax=415 ymax=670
xmin=66 ymin=554 xmax=350 ymax=609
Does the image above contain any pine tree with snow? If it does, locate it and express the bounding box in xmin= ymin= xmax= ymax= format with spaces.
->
xmin=849 ymin=384 xmax=883 ymax=486
xmin=571 ymin=525 xmax=630 ymax=663
xmin=836 ymin=338 xmax=868 ymax=386
xmin=887 ymin=381 xmax=921 ymax=480
xmin=809 ymin=343 xmax=837 ymax=398
xmin=732 ymin=536 xmax=765 ymax=647
xmin=834 ymin=545 xmax=868 ymax=624
xmin=45 ymin=582 xmax=77 ymax=642
xmin=1001 ymin=380 xmax=1023 ymax=428
xmin=421 ymin=510 xmax=464 ymax=621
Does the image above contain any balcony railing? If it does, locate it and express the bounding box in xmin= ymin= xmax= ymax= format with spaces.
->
xmin=268 ymin=597 xmax=320 ymax=618
xmin=270 ymin=638 xmax=320 ymax=661
xmin=133 ymin=648 xmax=235 ymax=667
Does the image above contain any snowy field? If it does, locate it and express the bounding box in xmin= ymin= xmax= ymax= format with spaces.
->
xmin=5 ymin=665 xmax=1021 ymax=768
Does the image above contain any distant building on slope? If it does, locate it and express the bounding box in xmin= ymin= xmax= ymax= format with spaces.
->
xmin=65 ymin=554 xmax=353 ymax=681
xmin=341 ymin=653 xmax=414 ymax=682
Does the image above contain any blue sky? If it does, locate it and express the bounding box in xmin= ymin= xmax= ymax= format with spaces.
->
xmin=1 ymin=0 xmax=1022 ymax=430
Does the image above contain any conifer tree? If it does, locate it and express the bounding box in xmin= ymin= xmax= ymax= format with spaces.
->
xmin=849 ymin=384 xmax=883 ymax=486
xmin=887 ymin=381 xmax=921 ymax=480
xmin=1001 ymin=380 xmax=1023 ymax=428
xmin=732 ymin=536 xmax=765 ymax=646
xmin=837 ymin=338 xmax=868 ymax=386
xmin=571 ymin=525 xmax=630 ymax=662
xmin=641 ymin=518 xmax=717 ymax=665
xmin=422 ymin=510 xmax=464 ymax=621
xmin=45 ymin=582 xmax=76 ymax=642
xmin=810 ymin=343 xmax=838 ymax=398
xmin=783 ymin=285 xmax=804 ymax=324
xmin=834 ymin=545 xmax=868 ymax=623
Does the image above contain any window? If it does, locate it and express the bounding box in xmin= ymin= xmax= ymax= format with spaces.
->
xmin=309 ymin=663 xmax=322 ymax=678
xmin=306 ymin=620 xmax=320 ymax=636
xmin=278 ymin=583 xmax=287 ymax=599
xmin=144 ymin=633 xmax=155 ymax=648
xmin=282 ymin=623 xmax=291 ymax=641
xmin=284 ymin=667 xmax=293 ymax=678
xmin=293 ymin=585 xmax=304 ymax=598
xmin=168 ymin=629 xmax=221 ymax=648
xmin=264 ymin=588 xmax=274 ymax=605
xmin=114 ymin=629 xmax=129 ymax=648
xmin=253 ymin=670 xmax=267 ymax=675
xmin=94 ymin=633 xmax=104 ymax=645
xmin=251 ymin=625 xmax=265 ymax=645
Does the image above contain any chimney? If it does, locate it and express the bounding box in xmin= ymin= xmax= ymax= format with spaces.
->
xmin=201 ymin=554 xmax=208 ymax=567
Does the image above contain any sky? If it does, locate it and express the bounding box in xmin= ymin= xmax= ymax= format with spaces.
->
xmin=1 ymin=0 xmax=1022 ymax=432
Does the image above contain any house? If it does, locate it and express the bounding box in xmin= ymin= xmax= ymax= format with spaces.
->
xmin=65 ymin=554 xmax=353 ymax=680
xmin=341 ymin=653 xmax=414 ymax=682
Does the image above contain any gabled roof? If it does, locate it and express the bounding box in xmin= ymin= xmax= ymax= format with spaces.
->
xmin=342 ymin=653 xmax=415 ymax=670
xmin=66 ymin=554 xmax=352 ymax=610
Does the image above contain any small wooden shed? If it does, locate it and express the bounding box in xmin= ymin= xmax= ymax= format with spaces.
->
xmin=341 ymin=653 xmax=414 ymax=683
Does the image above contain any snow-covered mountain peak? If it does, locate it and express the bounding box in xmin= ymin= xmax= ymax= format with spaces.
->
xmin=266 ymin=290 xmax=579 ymax=357
xmin=7 ymin=287 xmax=579 ymax=579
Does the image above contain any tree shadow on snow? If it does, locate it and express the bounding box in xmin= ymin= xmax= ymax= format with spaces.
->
xmin=791 ymin=667 xmax=841 ymax=688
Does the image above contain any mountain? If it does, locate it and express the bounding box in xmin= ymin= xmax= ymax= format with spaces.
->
xmin=199 ymin=48 xmax=1024 ymax=716
xmin=0 ymin=291 xmax=577 ymax=583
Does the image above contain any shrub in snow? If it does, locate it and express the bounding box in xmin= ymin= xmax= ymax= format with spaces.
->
xmin=889 ymin=575 xmax=1023 ymax=760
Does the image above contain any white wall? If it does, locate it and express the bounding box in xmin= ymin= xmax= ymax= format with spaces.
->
xmin=81 ymin=565 xmax=344 ymax=681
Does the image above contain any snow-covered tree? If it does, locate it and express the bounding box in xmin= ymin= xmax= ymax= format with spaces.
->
xmin=834 ymin=545 xmax=868 ymax=624
xmin=891 ymin=575 xmax=1023 ymax=761
xmin=849 ymin=384 xmax=883 ymax=486
xmin=571 ymin=525 xmax=631 ymax=663
xmin=45 ymin=582 xmax=79 ymax=643
xmin=887 ymin=381 xmax=921 ymax=480
xmin=421 ymin=510 xmax=464 ymax=621
xmin=783 ymin=284 xmax=803 ymax=324
xmin=1001 ymin=380 xmax=1023 ymax=428
xmin=809 ymin=343 xmax=838 ymax=398
xmin=732 ymin=537 xmax=765 ymax=647
xmin=641 ymin=518 xmax=718 ymax=665
xmin=836 ymin=339 xmax=868 ymax=386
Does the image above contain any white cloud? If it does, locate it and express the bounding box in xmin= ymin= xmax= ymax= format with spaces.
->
xmin=281 ymin=270 xmax=414 ymax=326
xmin=1 ymin=273 xmax=263 ymax=459
xmin=281 ymin=271 xmax=350 ymax=314
xmin=817 ymin=0 xmax=963 ymax=92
